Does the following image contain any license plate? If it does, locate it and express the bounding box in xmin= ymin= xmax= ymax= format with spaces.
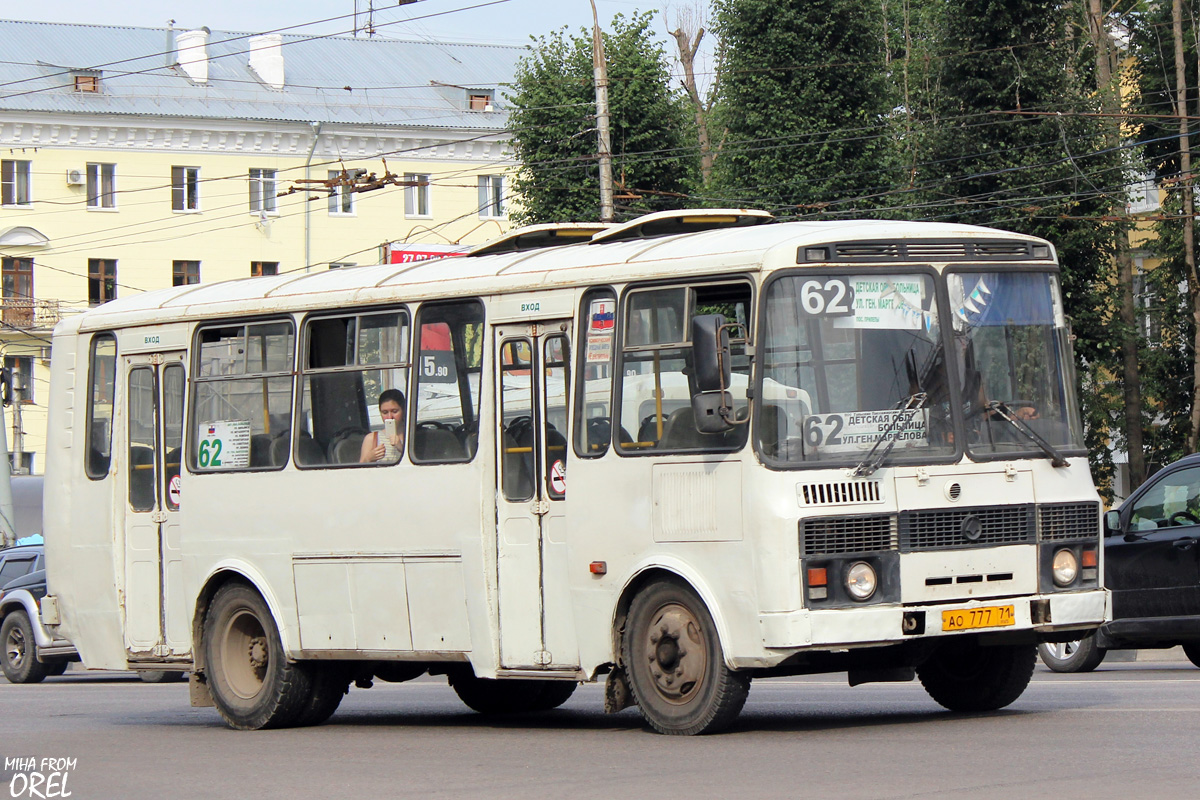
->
xmin=941 ymin=604 xmax=1015 ymax=632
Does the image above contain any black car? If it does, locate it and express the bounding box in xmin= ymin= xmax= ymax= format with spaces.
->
xmin=1039 ymin=454 xmax=1200 ymax=671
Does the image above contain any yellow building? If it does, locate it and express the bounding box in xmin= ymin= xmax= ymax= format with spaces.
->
xmin=0 ymin=20 xmax=524 ymax=472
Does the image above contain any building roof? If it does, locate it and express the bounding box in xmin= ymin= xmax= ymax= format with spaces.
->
xmin=0 ymin=19 xmax=524 ymax=129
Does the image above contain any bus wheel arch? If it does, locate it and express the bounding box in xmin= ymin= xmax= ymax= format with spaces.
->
xmin=615 ymin=569 xmax=750 ymax=735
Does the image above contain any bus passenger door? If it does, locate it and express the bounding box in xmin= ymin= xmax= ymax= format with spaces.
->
xmin=494 ymin=321 xmax=578 ymax=670
xmin=121 ymin=352 xmax=189 ymax=659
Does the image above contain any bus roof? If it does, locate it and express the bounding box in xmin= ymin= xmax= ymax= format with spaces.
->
xmin=58 ymin=217 xmax=1050 ymax=335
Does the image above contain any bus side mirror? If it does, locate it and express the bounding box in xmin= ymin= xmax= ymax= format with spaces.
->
xmin=691 ymin=314 xmax=730 ymax=392
xmin=690 ymin=314 xmax=733 ymax=433
xmin=1104 ymin=510 xmax=1121 ymax=536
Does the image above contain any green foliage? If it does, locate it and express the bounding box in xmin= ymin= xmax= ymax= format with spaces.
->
xmin=504 ymin=12 xmax=696 ymax=224
xmin=708 ymin=0 xmax=897 ymax=214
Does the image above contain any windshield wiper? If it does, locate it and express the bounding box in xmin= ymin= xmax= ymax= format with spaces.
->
xmin=985 ymin=401 xmax=1068 ymax=468
xmin=852 ymin=392 xmax=927 ymax=478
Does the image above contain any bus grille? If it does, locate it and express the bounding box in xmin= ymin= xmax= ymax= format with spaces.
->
xmin=1038 ymin=502 xmax=1100 ymax=541
xmin=899 ymin=505 xmax=1034 ymax=550
xmin=801 ymin=514 xmax=897 ymax=555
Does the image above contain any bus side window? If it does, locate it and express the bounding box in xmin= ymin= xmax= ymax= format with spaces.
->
xmin=573 ymin=288 xmax=617 ymax=458
xmin=190 ymin=320 xmax=295 ymax=472
xmin=86 ymin=333 xmax=117 ymax=479
xmin=411 ymin=300 xmax=484 ymax=463
xmin=299 ymin=309 xmax=410 ymax=467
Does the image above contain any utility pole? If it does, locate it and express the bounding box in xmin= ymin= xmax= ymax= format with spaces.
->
xmin=11 ymin=365 xmax=23 ymax=476
xmin=0 ymin=368 xmax=16 ymax=547
xmin=590 ymin=0 xmax=614 ymax=222
xmin=1172 ymin=0 xmax=1200 ymax=452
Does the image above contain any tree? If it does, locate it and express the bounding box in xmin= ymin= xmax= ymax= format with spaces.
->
xmin=708 ymin=0 xmax=897 ymax=214
xmin=505 ymin=12 xmax=696 ymax=224
xmin=911 ymin=0 xmax=1130 ymax=494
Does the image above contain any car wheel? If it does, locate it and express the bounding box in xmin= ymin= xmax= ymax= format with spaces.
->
xmin=1038 ymin=636 xmax=1107 ymax=673
xmin=622 ymin=578 xmax=751 ymax=735
xmin=917 ymin=637 xmax=1036 ymax=712
xmin=203 ymin=583 xmax=314 ymax=730
xmin=138 ymin=670 xmax=187 ymax=683
xmin=1 ymin=611 xmax=48 ymax=684
xmin=1181 ymin=642 xmax=1200 ymax=669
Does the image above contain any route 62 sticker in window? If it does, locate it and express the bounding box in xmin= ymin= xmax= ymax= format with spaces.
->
xmin=197 ymin=420 xmax=251 ymax=469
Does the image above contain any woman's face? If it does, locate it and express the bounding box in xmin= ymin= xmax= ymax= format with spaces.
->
xmin=379 ymin=400 xmax=403 ymax=421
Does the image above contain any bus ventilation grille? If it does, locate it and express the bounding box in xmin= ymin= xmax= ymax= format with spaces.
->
xmin=798 ymin=480 xmax=883 ymax=506
xmin=1038 ymin=502 xmax=1100 ymax=541
xmin=900 ymin=504 xmax=1034 ymax=550
xmin=801 ymin=514 xmax=897 ymax=555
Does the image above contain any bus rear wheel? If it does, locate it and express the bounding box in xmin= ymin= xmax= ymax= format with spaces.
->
xmin=917 ymin=637 xmax=1036 ymax=712
xmin=622 ymin=579 xmax=750 ymax=735
xmin=203 ymin=583 xmax=313 ymax=730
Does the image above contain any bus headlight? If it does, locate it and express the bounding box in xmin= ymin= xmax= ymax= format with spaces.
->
xmin=846 ymin=561 xmax=877 ymax=601
xmin=1052 ymin=548 xmax=1079 ymax=587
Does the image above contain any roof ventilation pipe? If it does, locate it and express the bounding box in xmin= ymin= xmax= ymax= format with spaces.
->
xmin=176 ymin=27 xmax=211 ymax=84
xmin=248 ymin=34 xmax=285 ymax=89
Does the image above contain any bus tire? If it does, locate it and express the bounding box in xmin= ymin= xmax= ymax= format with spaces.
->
xmin=917 ymin=637 xmax=1036 ymax=712
xmin=448 ymin=673 xmax=554 ymax=714
xmin=1 ymin=611 xmax=48 ymax=684
xmin=292 ymin=664 xmax=350 ymax=726
xmin=622 ymin=579 xmax=751 ymax=735
xmin=1037 ymin=636 xmax=1106 ymax=673
xmin=138 ymin=670 xmax=187 ymax=683
xmin=528 ymin=680 xmax=577 ymax=711
xmin=203 ymin=583 xmax=313 ymax=730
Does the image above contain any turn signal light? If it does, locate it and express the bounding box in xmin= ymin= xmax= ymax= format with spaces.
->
xmin=807 ymin=567 xmax=828 ymax=601
xmin=1081 ymin=548 xmax=1098 ymax=568
xmin=589 ymin=561 xmax=607 ymax=575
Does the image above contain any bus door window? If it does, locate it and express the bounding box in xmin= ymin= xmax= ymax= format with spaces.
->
xmin=618 ymin=282 xmax=751 ymax=453
xmin=300 ymin=309 xmax=410 ymax=467
xmin=543 ymin=335 xmax=569 ymax=499
xmin=162 ymin=364 xmax=184 ymax=510
xmin=412 ymin=301 xmax=484 ymax=463
xmin=127 ymin=367 xmax=157 ymax=511
xmin=86 ymin=333 xmax=117 ymax=479
xmin=191 ymin=321 xmax=295 ymax=471
xmin=499 ymin=338 xmax=536 ymax=501
xmin=573 ymin=288 xmax=617 ymax=458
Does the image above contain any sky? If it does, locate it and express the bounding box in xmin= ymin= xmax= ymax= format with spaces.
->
xmin=13 ymin=0 xmax=696 ymax=49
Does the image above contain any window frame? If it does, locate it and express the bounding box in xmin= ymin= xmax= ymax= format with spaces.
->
xmin=172 ymin=260 xmax=201 ymax=287
xmin=4 ymin=355 xmax=33 ymax=404
xmin=249 ymin=168 xmax=278 ymax=215
xmin=573 ymin=286 xmax=618 ymax=459
xmin=327 ymin=171 xmax=355 ymax=216
xmin=187 ymin=317 xmax=297 ymax=474
xmin=85 ymin=332 xmax=117 ymax=480
xmin=86 ymin=163 xmax=117 ymax=210
xmin=477 ymin=175 xmax=505 ymax=219
xmin=1 ymin=160 xmax=31 ymax=207
xmin=88 ymin=258 xmax=117 ymax=305
xmin=171 ymin=166 xmax=200 ymax=212
xmin=613 ymin=276 xmax=755 ymax=458
xmin=294 ymin=305 xmax=413 ymax=470
xmin=410 ymin=299 xmax=485 ymax=465
xmin=251 ymin=261 xmax=279 ymax=277
xmin=404 ymin=173 xmax=432 ymax=218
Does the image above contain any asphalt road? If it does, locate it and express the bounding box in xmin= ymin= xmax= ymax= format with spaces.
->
xmin=3 ymin=657 xmax=1199 ymax=800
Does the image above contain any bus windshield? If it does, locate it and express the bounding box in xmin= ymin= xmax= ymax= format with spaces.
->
xmin=949 ymin=270 xmax=1085 ymax=459
xmin=759 ymin=272 xmax=955 ymax=464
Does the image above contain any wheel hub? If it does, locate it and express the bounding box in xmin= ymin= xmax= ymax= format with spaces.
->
xmin=6 ymin=627 xmax=25 ymax=667
xmin=247 ymin=636 xmax=268 ymax=670
xmin=644 ymin=603 xmax=707 ymax=704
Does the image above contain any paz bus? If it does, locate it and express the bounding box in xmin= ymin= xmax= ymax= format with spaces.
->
xmin=41 ymin=209 xmax=1106 ymax=735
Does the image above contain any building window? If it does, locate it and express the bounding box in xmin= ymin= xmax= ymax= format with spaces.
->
xmin=1 ymin=160 xmax=31 ymax=206
xmin=88 ymin=258 xmax=117 ymax=305
xmin=1 ymin=257 xmax=33 ymax=327
xmin=329 ymin=262 xmax=356 ymax=270
xmin=405 ymin=174 xmax=431 ymax=218
xmin=478 ymin=175 xmax=505 ymax=219
xmin=171 ymin=166 xmax=200 ymax=211
xmin=468 ymin=91 xmax=493 ymax=111
xmin=328 ymin=170 xmax=354 ymax=215
xmin=73 ymin=74 xmax=100 ymax=93
xmin=251 ymin=261 xmax=278 ymax=277
xmin=9 ymin=452 xmax=32 ymax=475
xmin=249 ymin=168 xmax=277 ymax=213
xmin=87 ymin=163 xmax=116 ymax=210
xmin=172 ymin=260 xmax=200 ymax=287
xmin=5 ymin=356 xmax=33 ymax=404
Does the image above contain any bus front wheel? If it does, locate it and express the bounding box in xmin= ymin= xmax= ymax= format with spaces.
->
xmin=917 ymin=637 xmax=1036 ymax=712
xmin=622 ymin=579 xmax=750 ymax=735
xmin=203 ymin=583 xmax=314 ymax=730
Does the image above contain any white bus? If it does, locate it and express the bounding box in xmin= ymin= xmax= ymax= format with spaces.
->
xmin=42 ymin=209 xmax=1107 ymax=734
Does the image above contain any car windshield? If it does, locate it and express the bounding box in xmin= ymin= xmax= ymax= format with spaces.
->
xmin=947 ymin=270 xmax=1085 ymax=458
xmin=758 ymin=272 xmax=955 ymax=465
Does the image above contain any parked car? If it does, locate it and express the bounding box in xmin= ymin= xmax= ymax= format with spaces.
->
xmin=1039 ymin=454 xmax=1200 ymax=672
xmin=0 ymin=565 xmax=77 ymax=682
xmin=0 ymin=542 xmax=43 ymax=585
